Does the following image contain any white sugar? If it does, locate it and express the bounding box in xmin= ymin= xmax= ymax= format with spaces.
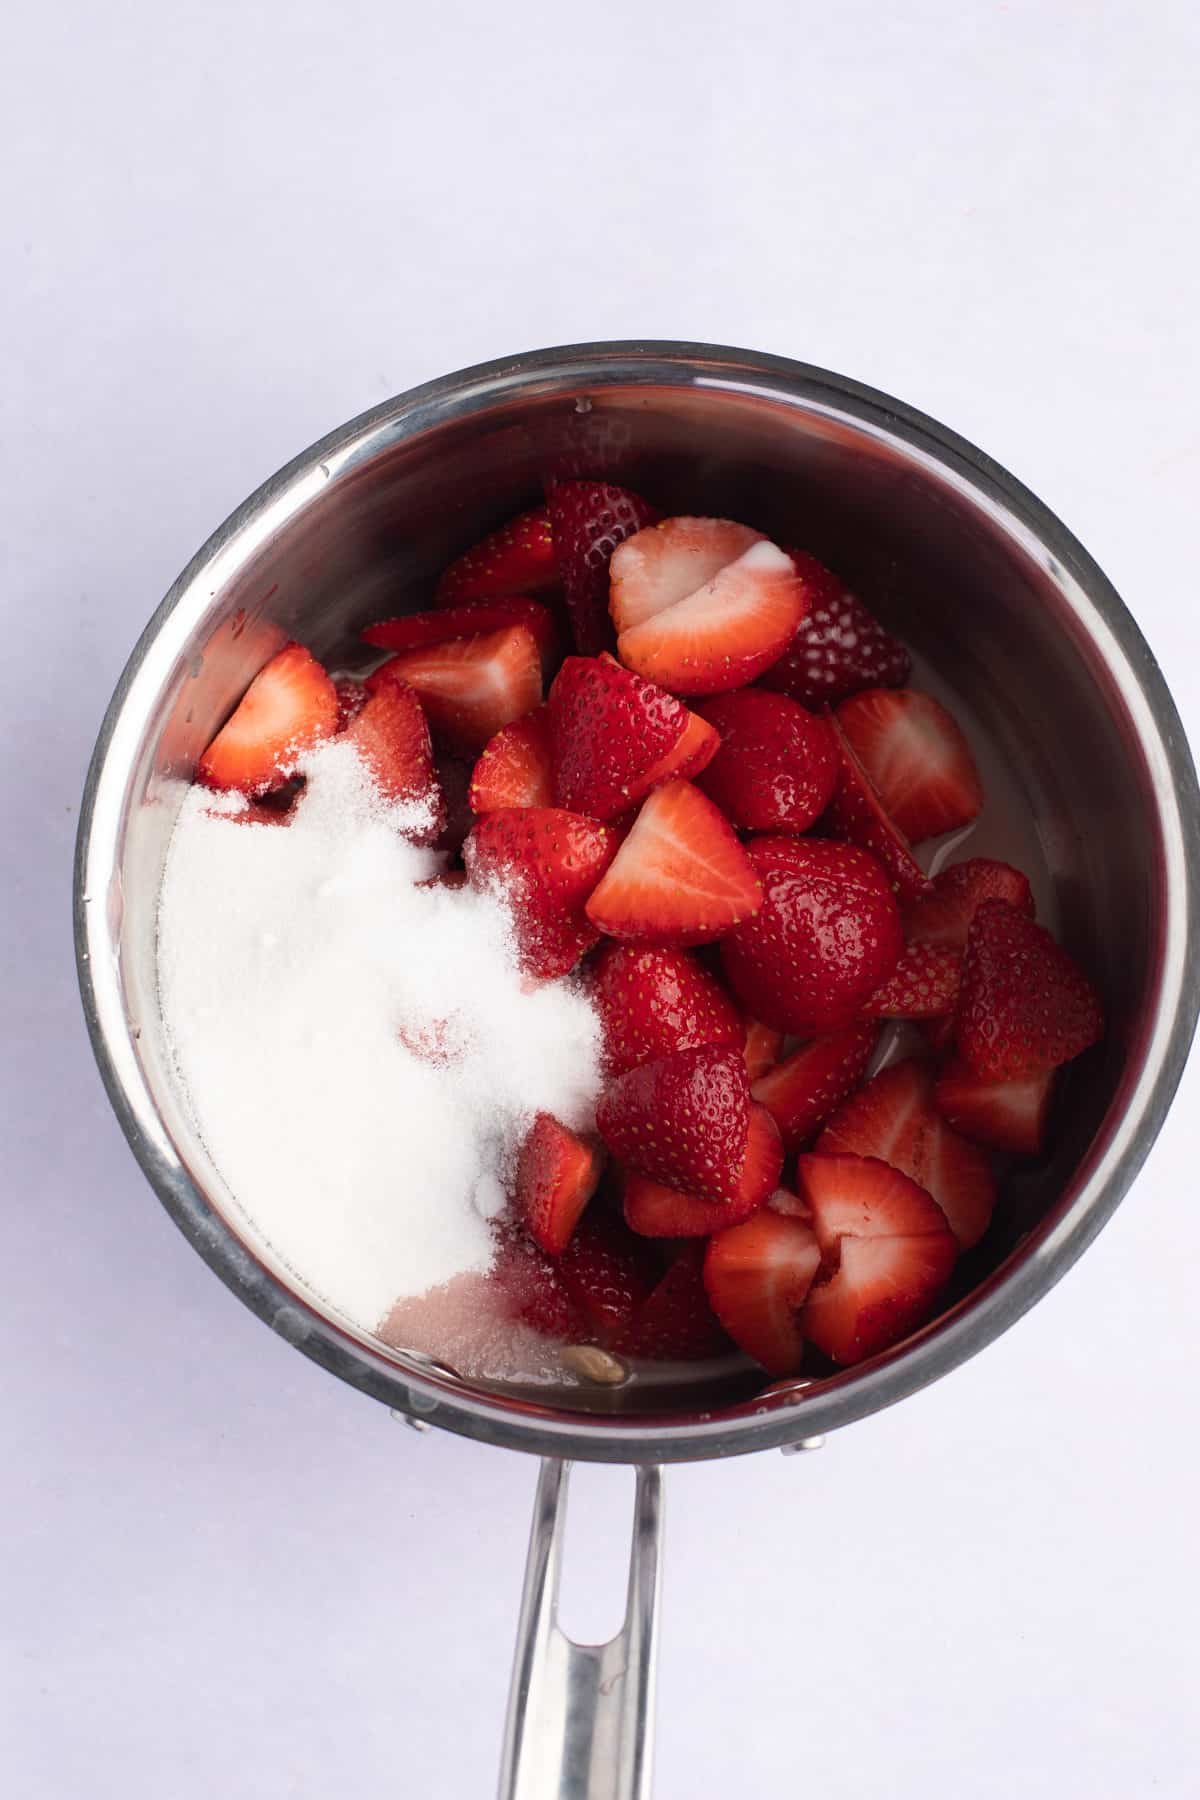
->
xmin=156 ymin=738 xmax=603 ymax=1333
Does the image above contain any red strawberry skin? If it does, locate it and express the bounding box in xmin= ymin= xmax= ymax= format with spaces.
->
xmin=759 ymin=551 xmax=911 ymax=707
xmin=751 ymin=1022 xmax=879 ymax=1152
xmin=933 ymin=1058 xmax=1055 ymax=1157
xmin=742 ymin=1017 xmax=784 ymax=1082
xmin=695 ymin=689 xmax=838 ymax=832
xmin=823 ymin=712 xmax=933 ymax=904
xmin=516 ymin=1114 xmax=604 ymax=1256
xmin=587 ymin=942 xmax=743 ymax=1077
xmin=721 ymin=837 xmax=904 ymax=1035
xmin=956 ymin=900 xmax=1104 ymax=1079
xmin=558 ymin=1213 xmax=660 ymax=1346
xmin=341 ymin=681 xmax=446 ymax=834
xmin=463 ymin=806 xmax=618 ymax=979
xmin=906 ymin=858 xmax=1035 ymax=950
xmin=361 ymin=597 xmax=558 ymax=672
xmin=703 ymin=1208 xmax=822 ymax=1375
xmin=622 ymin=1103 xmax=782 ymax=1236
xmin=836 ymin=688 xmax=983 ymax=843
xmin=469 ymin=707 xmax=554 ymax=813
xmin=548 ymin=655 xmax=690 ymax=822
xmin=492 ymin=1226 xmax=589 ymax=1340
xmin=595 ymin=1044 xmax=752 ymax=1201
xmin=197 ymin=642 xmax=338 ymax=794
xmin=860 ymin=942 xmax=961 ymax=1019
xmin=436 ymin=508 xmax=558 ymax=602
xmin=546 ymin=480 xmax=660 ymax=655
xmin=619 ymin=1245 xmax=731 ymax=1361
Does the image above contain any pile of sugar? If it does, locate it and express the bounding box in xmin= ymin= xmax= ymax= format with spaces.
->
xmin=156 ymin=738 xmax=603 ymax=1341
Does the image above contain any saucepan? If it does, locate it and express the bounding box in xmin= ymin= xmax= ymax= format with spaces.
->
xmin=74 ymin=342 xmax=1200 ymax=1799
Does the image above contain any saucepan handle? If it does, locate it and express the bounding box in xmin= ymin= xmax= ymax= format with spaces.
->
xmin=498 ymin=1457 xmax=664 ymax=1800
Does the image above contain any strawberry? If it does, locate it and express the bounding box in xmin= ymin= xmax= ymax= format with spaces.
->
xmin=595 ymin=1044 xmax=753 ymax=1201
xmin=362 ymin=598 xmax=559 ymax=675
xmin=612 ymin=518 xmax=807 ymax=694
xmin=720 ymin=837 xmax=903 ymax=1035
xmin=933 ymin=1058 xmax=1055 ymax=1156
xmin=587 ymin=942 xmax=743 ymax=1077
xmin=759 ymin=551 xmax=911 ymax=707
xmin=197 ymin=642 xmax=338 ymax=794
xmin=469 ymin=707 xmax=554 ymax=813
xmin=547 ymin=654 xmax=691 ymax=822
xmin=634 ymin=706 xmax=721 ymax=787
xmin=463 ymin=806 xmax=618 ymax=978
xmin=623 ymin=1103 xmax=782 ymax=1236
xmin=956 ymin=900 xmax=1104 ymax=1079
xmin=695 ymin=689 xmax=839 ymax=832
xmin=817 ymin=1060 xmax=996 ymax=1248
xmin=703 ymin=1208 xmax=822 ymax=1375
xmin=339 ymin=681 xmax=445 ymax=832
xmin=516 ymin=1114 xmax=605 ymax=1256
xmin=751 ymin=1022 xmax=879 ymax=1152
xmin=860 ymin=942 xmax=961 ymax=1019
xmin=620 ymin=1245 xmax=731 ymax=1361
xmin=795 ymin=1152 xmax=958 ymax=1365
xmin=333 ymin=676 xmax=368 ymax=731
xmin=742 ymin=1017 xmax=784 ymax=1082
xmin=905 ymin=858 xmax=1035 ymax=950
xmin=492 ymin=1226 xmax=589 ymax=1339
xmin=836 ymin=688 xmax=983 ymax=843
xmin=823 ymin=711 xmax=933 ymax=903
xmin=368 ymin=623 xmax=543 ymax=751
xmin=585 ymin=779 xmax=763 ymax=945
xmin=435 ymin=507 xmax=558 ymax=602
xmin=919 ymin=1013 xmax=958 ymax=1055
xmin=557 ymin=1212 xmax=660 ymax=1346
xmin=545 ymin=479 xmax=660 ymax=654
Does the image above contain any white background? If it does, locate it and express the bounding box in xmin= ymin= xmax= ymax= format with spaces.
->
xmin=3 ymin=2 xmax=1199 ymax=1795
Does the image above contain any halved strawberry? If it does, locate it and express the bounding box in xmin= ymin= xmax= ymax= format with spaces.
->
xmin=546 ymin=479 xmax=660 ymax=654
xmin=742 ymin=1017 xmax=784 ymax=1082
xmin=620 ymin=1245 xmax=731 ymax=1361
xmin=695 ymin=689 xmax=838 ymax=832
xmin=823 ymin=712 xmax=933 ymax=903
xmin=341 ymin=681 xmax=446 ymax=832
xmin=612 ymin=518 xmax=807 ymax=695
xmin=817 ymin=1061 xmax=995 ymax=1248
xmin=636 ymin=707 xmax=721 ymax=786
xmin=587 ymin=942 xmax=743 ymax=1077
xmin=557 ymin=1212 xmax=660 ymax=1346
xmin=585 ymin=779 xmax=763 ymax=945
xmin=956 ymin=900 xmax=1104 ymax=1079
xmin=836 ymin=689 xmax=983 ymax=843
xmin=197 ymin=642 xmax=338 ymax=794
xmin=860 ymin=942 xmax=961 ymax=1019
xmin=596 ymin=1044 xmax=753 ymax=1201
xmin=751 ymin=1022 xmax=879 ymax=1152
xmin=905 ymin=858 xmax=1035 ymax=950
xmin=362 ymin=597 xmax=559 ymax=675
xmin=516 ymin=1114 xmax=605 ymax=1255
xmin=469 ymin=707 xmax=554 ymax=813
xmin=720 ymin=837 xmax=903 ymax=1035
xmin=333 ymin=676 xmax=368 ymax=731
xmin=491 ymin=1225 xmax=589 ymax=1339
xmin=759 ymin=551 xmax=912 ymax=707
xmin=547 ymin=654 xmax=690 ymax=821
xmin=463 ymin=806 xmax=618 ymax=978
xmin=703 ymin=1208 xmax=822 ymax=1375
xmin=435 ymin=507 xmax=558 ymax=602
xmin=368 ymin=623 xmax=543 ymax=751
xmin=933 ymin=1058 xmax=1055 ymax=1156
xmin=623 ymin=1103 xmax=782 ymax=1236
xmin=795 ymin=1152 xmax=958 ymax=1365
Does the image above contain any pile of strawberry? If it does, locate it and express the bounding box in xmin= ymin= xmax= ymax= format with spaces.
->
xmin=195 ymin=481 xmax=1104 ymax=1376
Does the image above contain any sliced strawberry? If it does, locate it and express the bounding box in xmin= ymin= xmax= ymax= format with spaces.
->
xmin=368 ymin=623 xmax=543 ymax=751
xmin=905 ymin=858 xmax=1035 ymax=950
xmin=720 ymin=837 xmax=903 ymax=1035
xmin=596 ymin=1044 xmax=752 ymax=1201
xmin=823 ymin=711 xmax=934 ymax=903
xmin=546 ymin=479 xmax=660 ymax=654
xmin=362 ymin=597 xmax=559 ymax=674
xmin=435 ymin=507 xmax=558 ymax=602
xmin=751 ymin=1022 xmax=879 ymax=1152
xmin=742 ymin=1017 xmax=784 ymax=1082
xmin=703 ymin=1209 xmax=822 ymax=1376
xmin=795 ymin=1152 xmax=957 ymax=1365
xmin=516 ymin=1114 xmax=605 ymax=1256
xmin=759 ymin=550 xmax=912 ymax=707
xmin=557 ymin=1212 xmax=660 ymax=1346
xmin=623 ymin=1103 xmax=782 ymax=1236
xmin=620 ymin=1245 xmax=731 ymax=1361
xmin=956 ymin=900 xmax=1104 ymax=1079
xmin=587 ymin=942 xmax=743 ymax=1077
xmin=585 ymin=779 xmax=763 ymax=945
xmin=836 ymin=689 xmax=983 ymax=843
xmin=547 ymin=654 xmax=690 ymax=821
xmin=463 ymin=806 xmax=618 ymax=979
xmin=491 ymin=1226 xmax=590 ymax=1340
xmin=636 ymin=707 xmax=721 ymax=786
xmin=695 ymin=689 xmax=839 ymax=832
xmin=469 ymin=707 xmax=554 ymax=813
xmin=933 ymin=1058 xmax=1055 ymax=1156
xmin=861 ymin=942 xmax=961 ymax=1019
xmin=197 ymin=642 xmax=338 ymax=794
xmin=333 ymin=676 xmax=368 ymax=731
xmin=817 ymin=1061 xmax=996 ymax=1248
xmin=341 ymin=682 xmax=445 ymax=832
xmin=610 ymin=516 xmax=762 ymax=633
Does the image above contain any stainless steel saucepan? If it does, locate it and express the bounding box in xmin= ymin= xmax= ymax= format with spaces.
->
xmin=75 ymin=342 xmax=1200 ymax=1799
